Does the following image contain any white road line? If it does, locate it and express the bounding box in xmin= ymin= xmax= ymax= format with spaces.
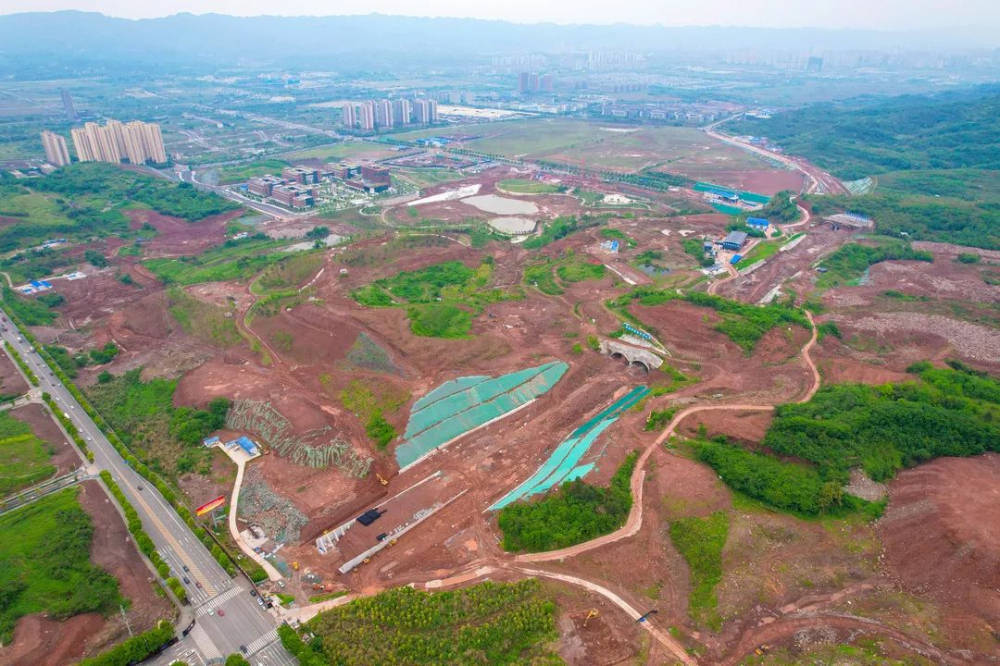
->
xmin=246 ymin=628 xmax=279 ymax=655
xmin=195 ymin=583 xmax=242 ymax=616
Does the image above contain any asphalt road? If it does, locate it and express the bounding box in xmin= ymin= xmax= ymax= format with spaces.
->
xmin=0 ymin=316 xmax=293 ymax=665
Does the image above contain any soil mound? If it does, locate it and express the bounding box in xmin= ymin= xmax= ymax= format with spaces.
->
xmin=879 ymin=454 xmax=1000 ymax=627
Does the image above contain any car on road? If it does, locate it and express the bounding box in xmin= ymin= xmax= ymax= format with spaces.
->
xmin=196 ymin=581 xmax=203 ymax=589
xmin=182 ymin=565 xmax=189 ymax=572
xmin=182 ymin=576 xmax=190 ymax=584
xmin=256 ymin=597 xmax=265 ymax=607
xmin=240 ymin=645 xmax=248 ymax=654
xmin=249 ymin=589 xmax=257 ymax=596
xmin=217 ymin=609 xmax=225 ymax=617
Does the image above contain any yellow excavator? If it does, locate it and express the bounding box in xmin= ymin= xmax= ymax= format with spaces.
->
xmin=376 ymin=473 xmax=389 ymax=486
xmin=583 ymin=609 xmax=599 ymax=628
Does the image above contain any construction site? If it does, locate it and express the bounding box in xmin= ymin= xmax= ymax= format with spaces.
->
xmin=5 ymin=123 xmax=998 ymax=665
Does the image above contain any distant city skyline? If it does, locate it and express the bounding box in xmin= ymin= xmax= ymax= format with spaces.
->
xmin=2 ymin=1 xmax=999 ymax=32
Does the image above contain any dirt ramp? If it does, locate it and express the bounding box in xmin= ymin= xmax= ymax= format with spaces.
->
xmin=879 ymin=454 xmax=1000 ymax=628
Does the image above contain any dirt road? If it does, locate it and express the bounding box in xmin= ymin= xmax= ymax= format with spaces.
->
xmin=703 ymin=121 xmax=847 ymax=196
xmin=513 ymin=566 xmax=697 ymax=665
xmin=517 ymin=313 xmax=819 ymax=564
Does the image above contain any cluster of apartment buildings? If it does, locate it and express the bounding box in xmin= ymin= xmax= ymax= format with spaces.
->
xmin=517 ymin=72 xmax=555 ymax=94
xmin=40 ymin=119 xmax=166 ymax=168
xmin=245 ymin=163 xmax=392 ymax=209
xmin=342 ymin=99 xmax=438 ymax=131
xmin=592 ymin=100 xmax=736 ymax=125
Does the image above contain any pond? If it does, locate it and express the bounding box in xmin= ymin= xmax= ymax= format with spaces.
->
xmin=487 ymin=217 xmax=536 ymax=235
xmin=462 ymin=194 xmax=538 ymax=215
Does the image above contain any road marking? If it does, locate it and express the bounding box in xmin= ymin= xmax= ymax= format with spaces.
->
xmin=115 ymin=469 xmax=217 ymax=596
xmin=194 ymin=583 xmax=241 ymax=616
xmin=245 ymin=628 xmax=279 ymax=655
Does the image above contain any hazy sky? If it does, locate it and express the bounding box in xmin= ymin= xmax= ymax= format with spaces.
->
xmin=3 ymin=0 xmax=999 ymax=31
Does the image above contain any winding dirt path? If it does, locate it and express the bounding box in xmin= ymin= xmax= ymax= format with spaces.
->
xmin=517 ymin=311 xmax=819 ymax=564
xmin=718 ymin=613 xmax=957 ymax=666
xmin=707 ymin=263 xmax=739 ymax=295
xmin=513 ymin=566 xmax=698 ymax=665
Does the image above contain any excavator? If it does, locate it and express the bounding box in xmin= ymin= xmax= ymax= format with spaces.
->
xmin=583 ymin=609 xmax=599 ymax=628
xmin=376 ymin=472 xmax=389 ymax=486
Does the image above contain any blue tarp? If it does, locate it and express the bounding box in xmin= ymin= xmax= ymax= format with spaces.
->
xmin=234 ymin=436 xmax=259 ymax=455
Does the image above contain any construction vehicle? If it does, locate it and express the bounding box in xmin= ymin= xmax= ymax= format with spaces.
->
xmin=583 ymin=609 xmax=599 ymax=628
xmin=292 ymin=561 xmax=299 ymax=571
xmin=376 ymin=473 xmax=389 ymax=486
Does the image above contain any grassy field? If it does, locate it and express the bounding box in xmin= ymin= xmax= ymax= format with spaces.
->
xmin=669 ymin=511 xmax=729 ymax=630
xmin=0 ymin=488 xmax=122 ymax=642
xmin=816 ymin=242 xmax=933 ymax=289
xmin=352 ymin=259 xmax=518 ymax=337
xmin=0 ymin=410 xmax=57 ymax=495
xmin=166 ymin=287 xmax=243 ymax=347
xmin=497 ymin=178 xmax=563 ymax=194
xmin=739 ymin=238 xmax=782 ymax=266
xmin=216 ymin=159 xmax=289 ymax=184
xmin=143 ymin=236 xmax=291 ymax=285
xmin=395 ymin=118 xmax=773 ymax=174
xmin=300 ymin=580 xmax=558 ymax=665
xmin=0 ymin=164 xmax=238 ymax=254
xmin=392 ymin=168 xmax=466 ymax=189
xmin=281 ymin=141 xmax=398 ymax=162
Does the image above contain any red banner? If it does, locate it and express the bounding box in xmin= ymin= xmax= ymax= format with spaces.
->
xmin=195 ymin=495 xmax=226 ymax=516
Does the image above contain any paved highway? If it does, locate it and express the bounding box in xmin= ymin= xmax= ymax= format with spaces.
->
xmin=0 ymin=317 xmax=294 ymax=665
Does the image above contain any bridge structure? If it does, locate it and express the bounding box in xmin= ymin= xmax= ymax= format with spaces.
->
xmin=600 ymin=340 xmax=664 ymax=372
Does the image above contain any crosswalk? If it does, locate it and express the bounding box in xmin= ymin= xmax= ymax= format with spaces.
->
xmin=245 ymin=628 xmax=279 ymax=655
xmin=194 ymin=583 xmax=240 ymax=617
xmin=253 ymin=639 xmax=298 ymax=666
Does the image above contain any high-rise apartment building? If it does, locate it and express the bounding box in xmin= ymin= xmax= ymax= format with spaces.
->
xmin=412 ymin=99 xmax=438 ymax=124
xmin=375 ymin=99 xmax=394 ymax=129
xmin=518 ymin=72 xmax=531 ymax=94
xmin=358 ymin=101 xmax=376 ymax=131
xmin=70 ymin=127 xmax=96 ymax=162
xmin=392 ymin=99 xmax=412 ymax=126
xmin=70 ymin=119 xmax=166 ymax=164
xmin=40 ymin=130 xmax=71 ymax=167
xmin=342 ymin=103 xmax=357 ymax=128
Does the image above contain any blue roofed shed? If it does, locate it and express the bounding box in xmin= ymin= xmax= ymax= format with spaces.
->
xmin=232 ymin=436 xmax=259 ymax=456
xmin=747 ymin=217 xmax=769 ymax=228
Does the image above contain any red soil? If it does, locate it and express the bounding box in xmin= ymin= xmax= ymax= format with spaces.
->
xmin=0 ymin=353 xmax=28 ymax=397
xmin=879 ymin=454 xmax=1000 ymax=647
xmin=125 ymin=208 xmax=242 ymax=258
xmin=686 ymin=169 xmax=806 ymax=196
